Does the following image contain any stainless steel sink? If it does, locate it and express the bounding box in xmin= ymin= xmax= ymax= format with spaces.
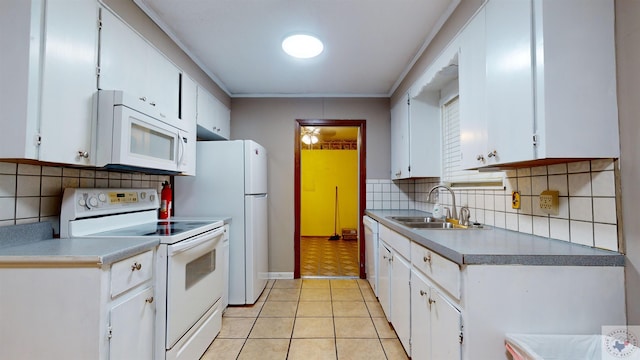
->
xmin=387 ymin=216 xmax=444 ymax=223
xmin=386 ymin=215 xmax=489 ymax=230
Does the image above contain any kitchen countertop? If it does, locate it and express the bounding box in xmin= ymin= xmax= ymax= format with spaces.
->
xmin=0 ymin=222 xmax=159 ymax=267
xmin=365 ymin=209 xmax=624 ymax=267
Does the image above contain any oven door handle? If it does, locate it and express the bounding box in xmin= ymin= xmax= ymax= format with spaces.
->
xmin=168 ymin=227 xmax=225 ymax=255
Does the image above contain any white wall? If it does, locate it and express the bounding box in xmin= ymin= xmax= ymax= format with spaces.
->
xmin=615 ymin=0 xmax=640 ymax=325
xmin=230 ymin=97 xmax=390 ymax=272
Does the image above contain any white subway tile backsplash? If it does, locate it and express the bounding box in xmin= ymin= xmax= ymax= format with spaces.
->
xmin=0 ymin=175 xmax=16 ymax=197
xmin=568 ymin=173 xmax=591 ymax=196
xmin=0 ymin=163 xmax=17 ymax=174
xmin=517 ymin=176 xmax=532 ymax=195
xmin=62 ymin=177 xmax=80 ymax=189
xmin=533 ymin=216 xmax=550 ymax=238
xmin=62 ymin=168 xmax=80 ymax=177
xmin=531 ymin=166 xmax=547 ymax=176
xmin=17 ymin=176 xmax=41 ymax=197
xmin=591 ymin=171 xmax=615 ymax=197
xmin=373 ymin=160 xmax=618 ymax=252
xmin=40 ymin=196 xmax=60 ymax=217
xmin=548 ymin=163 xmax=567 ymax=175
xmin=41 ymin=176 xmax=62 ymax=196
xmin=506 ymin=213 xmax=518 ymax=231
xmin=18 ymin=164 xmax=40 ymax=175
xmin=550 ymin=218 xmax=570 ymax=242
xmin=570 ymin=220 xmax=594 ymax=247
xmin=42 ymin=166 xmax=62 ymax=176
xmin=520 ymin=195 xmax=533 ymax=215
xmin=531 ymin=176 xmax=547 ymax=196
xmin=518 ymin=214 xmax=533 ymax=234
xmin=80 ymin=178 xmax=96 ymax=188
xmin=569 ymin=197 xmax=593 ymax=222
xmin=593 ymin=197 xmax=617 ymax=224
xmin=16 ymin=197 xmax=40 ymax=219
xmin=591 ymin=159 xmax=614 ymax=172
xmin=0 ymin=161 xmax=170 ymax=229
xmin=548 ymin=175 xmax=568 ymax=196
xmin=567 ymin=161 xmax=590 ymax=173
xmin=0 ymin=198 xmax=16 ymax=220
xmin=594 ymin=223 xmax=618 ymax=251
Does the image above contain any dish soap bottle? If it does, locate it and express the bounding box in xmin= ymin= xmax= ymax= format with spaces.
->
xmin=432 ymin=203 xmax=443 ymax=219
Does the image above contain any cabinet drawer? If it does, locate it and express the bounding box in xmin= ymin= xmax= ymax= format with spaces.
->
xmin=379 ymin=225 xmax=410 ymax=259
xmin=111 ymin=250 xmax=154 ymax=298
xmin=411 ymin=242 xmax=460 ymax=300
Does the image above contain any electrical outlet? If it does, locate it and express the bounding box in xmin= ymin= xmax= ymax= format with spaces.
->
xmin=511 ymin=191 xmax=521 ymax=209
xmin=539 ymin=190 xmax=559 ymax=215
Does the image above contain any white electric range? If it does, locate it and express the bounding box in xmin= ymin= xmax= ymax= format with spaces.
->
xmin=60 ymin=188 xmax=228 ymax=360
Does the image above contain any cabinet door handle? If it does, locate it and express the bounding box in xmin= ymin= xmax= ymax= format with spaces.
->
xmin=131 ymin=262 xmax=142 ymax=271
xmin=139 ymin=96 xmax=147 ymax=102
xmin=487 ymin=150 xmax=497 ymax=158
xmin=145 ymin=296 xmax=154 ymax=304
xmin=77 ymin=151 xmax=89 ymax=159
xmin=423 ymin=254 xmax=431 ymax=264
xmin=476 ymin=154 xmax=484 ymax=162
xmin=428 ymin=298 xmax=436 ymax=305
xmin=149 ymin=102 xmax=156 ymax=107
xmin=419 ymin=290 xmax=427 ymax=296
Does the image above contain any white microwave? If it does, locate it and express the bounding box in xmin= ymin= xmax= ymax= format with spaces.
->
xmin=96 ymin=90 xmax=191 ymax=174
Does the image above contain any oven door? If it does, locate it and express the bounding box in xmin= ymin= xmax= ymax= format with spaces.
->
xmin=166 ymin=227 xmax=224 ymax=348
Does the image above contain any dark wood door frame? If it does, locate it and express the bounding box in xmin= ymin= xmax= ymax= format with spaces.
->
xmin=294 ymin=119 xmax=367 ymax=279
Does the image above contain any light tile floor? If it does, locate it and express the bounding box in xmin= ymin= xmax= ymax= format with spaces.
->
xmin=201 ymin=279 xmax=409 ymax=360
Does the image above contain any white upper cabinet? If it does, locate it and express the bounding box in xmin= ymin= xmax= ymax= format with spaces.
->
xmin=390 ymin=93 xmax=410 ymax=179
xmin=196 ymin=87 xmax=230 ymax=140
xmin=1 ymin=0 xmax=99 ymax=165
xmin=460 ymin=0 xmax=618 ymax=168
xmin=484 ymin=0 xmax=535 ymax=166
xmin=99 ymin=8 xmax=183 ymax=130
xmin=390 ymin=91 xmax=441 ymax=180
xmin=458 ymin=8 xmax=488 ymax=170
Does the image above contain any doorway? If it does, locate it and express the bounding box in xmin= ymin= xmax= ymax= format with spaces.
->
xmin=294 ymin=119 xmax=366 ymax=279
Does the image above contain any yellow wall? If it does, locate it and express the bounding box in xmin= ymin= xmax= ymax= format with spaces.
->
xmin=301 ymin=149 xmax=358 ymax=236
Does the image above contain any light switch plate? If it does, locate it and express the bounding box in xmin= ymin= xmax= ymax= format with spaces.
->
xmin=539 ymin=190 xmax=559 ymax=215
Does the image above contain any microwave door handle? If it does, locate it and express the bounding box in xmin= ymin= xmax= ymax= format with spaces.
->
xmin=168 ymin=227 xmax=225 ymax=255
xmin=177 ymin=133 xmax=185 ymax=166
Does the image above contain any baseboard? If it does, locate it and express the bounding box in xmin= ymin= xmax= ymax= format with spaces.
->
xmin=268 ymin=272 xmax=294 ymax=279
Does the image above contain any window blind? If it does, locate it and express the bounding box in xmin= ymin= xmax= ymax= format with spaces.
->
xmin=441 ymin=96 xmax=504 ymax=188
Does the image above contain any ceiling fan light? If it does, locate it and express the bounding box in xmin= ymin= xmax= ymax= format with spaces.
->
xmin=282 ymin=34 xmax=324 ymax=59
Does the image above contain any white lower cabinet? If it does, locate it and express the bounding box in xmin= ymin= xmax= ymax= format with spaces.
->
xmin=412 ymin=269 xmax=462 ymax=360
xmin=109 ymin=286 xmax=155 ymax=359
xmin=0 ymin=248 xmax=156 ymax=360
xmin=377 ymin=241 xmax=392 ymax=320
xmin=378 ymin=225 xmax=412 ymax=355
xmin=391 ymin=253 xmax=411 ymax=352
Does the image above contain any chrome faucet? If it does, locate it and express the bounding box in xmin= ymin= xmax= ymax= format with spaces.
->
xmin=428 ymin=185 xmax=457 ymax=220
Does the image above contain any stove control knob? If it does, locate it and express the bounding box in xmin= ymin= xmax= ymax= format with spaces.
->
xmin=88 ymin=197 xmax=99 ymax=208
xmin=98 ymin=193 xmax=107 ymax=202
xmin=78 ymin=198 xmax=86 ymax=207
xmin=149 ymin=194 xmax=155 ymax=202
xmin=140 ymin=192 xmax=147 ymax=200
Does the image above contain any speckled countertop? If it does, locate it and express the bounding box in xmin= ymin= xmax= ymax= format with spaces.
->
xmin=0 ymin=222 xmax=158 ymax=267
xmin=365 ymin=209 xmax=624 ymax=267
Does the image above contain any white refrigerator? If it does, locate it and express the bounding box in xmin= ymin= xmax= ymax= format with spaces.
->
xmin=174 ymin=140 xmax=268 ymax=305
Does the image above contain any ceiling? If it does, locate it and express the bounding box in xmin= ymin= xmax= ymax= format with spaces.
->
xmin=133 ymin=0 xmax=460 ymax=98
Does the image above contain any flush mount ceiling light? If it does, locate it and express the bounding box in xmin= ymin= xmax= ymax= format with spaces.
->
xmin=282 ymin=34 xmax=324 ymax=59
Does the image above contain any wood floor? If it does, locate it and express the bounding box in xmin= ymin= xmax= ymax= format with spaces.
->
xmin=300 ymin=236 xmax=359 ymax=277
